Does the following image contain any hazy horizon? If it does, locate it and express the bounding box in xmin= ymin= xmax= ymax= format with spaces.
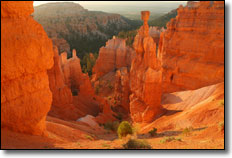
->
xmin=33 ymin=1 xmax=187 ymax=18
xmin=33 ymin=1 xmax=187 ymax=7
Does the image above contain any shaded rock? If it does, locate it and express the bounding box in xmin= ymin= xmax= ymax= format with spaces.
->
xmin=47 ymin=47 xmax=79 ymax=120
xmin=1 ymin=1 xmax=54 ymax=135
xmin=60 ymin=50 xmax=100 ymax=118
xmin=114 ymin=67 xmax=131 ymax=113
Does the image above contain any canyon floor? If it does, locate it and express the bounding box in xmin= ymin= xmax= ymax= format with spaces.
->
xmin=1 ymin=82 xmax=224 ymax=149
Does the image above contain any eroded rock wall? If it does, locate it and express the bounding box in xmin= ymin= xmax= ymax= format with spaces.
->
xmin=129 ymin=1 xmax=224 ymax=123
xmin=159 ymin=1 xmax=224 ymax=93
xmin=1 ymin=1 xmax=54 ymax=135
xmin=92 ymin=37 xmax=135 ymax=79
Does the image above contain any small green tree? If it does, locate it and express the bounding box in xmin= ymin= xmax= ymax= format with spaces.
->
xmin=117 ymin=121 xmax=133 ymax=138
xmin=148 ymin=128 xmax=157 ymax=136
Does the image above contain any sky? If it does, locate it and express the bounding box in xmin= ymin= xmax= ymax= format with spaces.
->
xmin=33 ymin=1 xmax=187 ymax=7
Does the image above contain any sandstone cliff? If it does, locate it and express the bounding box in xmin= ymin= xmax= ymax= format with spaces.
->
xmin=129 ymin=1 xmax=224 ymax=123
xmin=1 ymin=1 xmax=54 ymax=135
xmin=92 ymin=37 xmax=135 ymax=79
xmin=159 ymin=1 xmax=224 ymax=93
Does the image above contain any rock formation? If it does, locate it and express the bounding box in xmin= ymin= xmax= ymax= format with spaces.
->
xmin=47 ymin=47 xmax=73 ymax=106
xmin=47 ymin=47 xmax=80 ymax=120
xmin=61 ymin=50 xmax=84 ymax=93
xmin=159 ymin=1 xmax=224 ymax=93
xmin=48 ymin=48 xmax=115 ymax=121
xmin=114 ymin=67 xmax=131 ymax=113
xmin=129 ymin=11 xmax=163 ymax=123
xmin=60 ymin=50 xmax=100 ymax=117
xmin=1 ymin=1 xmax=54 ymax=135
xmin=94 ymin=98 xmax=118 ymax=124
xmin=92 ymin=37 xmax=135 ymax=79
xmin=129 ymin=1 xmax=224 ymax=123
xmin=149 ymin=26 xmax=165 ymax=47
xmin=51 ymin=37 xmax=71 ymax=56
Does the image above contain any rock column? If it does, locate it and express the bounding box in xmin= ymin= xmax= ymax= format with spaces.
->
xmin=129 ymin=11 xmax=163 ymax=123
xmin=1 ymin=1 xmax=54 ymax=135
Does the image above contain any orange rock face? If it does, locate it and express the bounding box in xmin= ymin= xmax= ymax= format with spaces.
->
xmin=130 ymin=11 xmax=163 ymax=123
xmin=114 ymin=67 xmax=131 ymax=113
xmin=60 ymin=50 xmax=100 ymax=117
xmin=92 ymin=38 xmax=135 ymax=79
xmin=159 ymin=1 xmax=224 ymax=93
xmin=61 ymin=50 xmax=84 ymax=93
xmin=47 ymin=47 xmax=79 ymax=120
xmin=47 ymin=47 xmax=73 ymax=106
xmin=1 ymin=1 xmax=54 ymax=135
xmin=129 ymin=2 xmax=224 ymax=123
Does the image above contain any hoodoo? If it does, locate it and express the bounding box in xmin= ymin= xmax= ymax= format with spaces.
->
xmin=1 ymin=1 xmax=54 ymax=135
xmin=129 ymin=11 xmax=163 ymax=123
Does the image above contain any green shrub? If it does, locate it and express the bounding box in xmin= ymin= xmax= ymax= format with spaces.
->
xmin=175 ymin=137 xmax=182 ymax=142
xmin=149 ymin=128 xmax=157 ymax=136
xmin=85 ymin=135 xmax=94 ymax=141
xmin=103 ymin=121 xmax=120 ymax=132
xmin=123 ymin=139 xmax=152 ymax=149
xmin=117 ymin=121 xmax=133 ymax=138
xmin=160 ymin=136 xmax=181 ymax=143
xmin=182 ymin=127 xmax=193 ymax=136
xmin=102 ymin=143 xmax=111 ymax=149
xmin=80 ymin=53 xmax=97 ymax=76
xmin=117 ymin=30 xmax=137 ymax=47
